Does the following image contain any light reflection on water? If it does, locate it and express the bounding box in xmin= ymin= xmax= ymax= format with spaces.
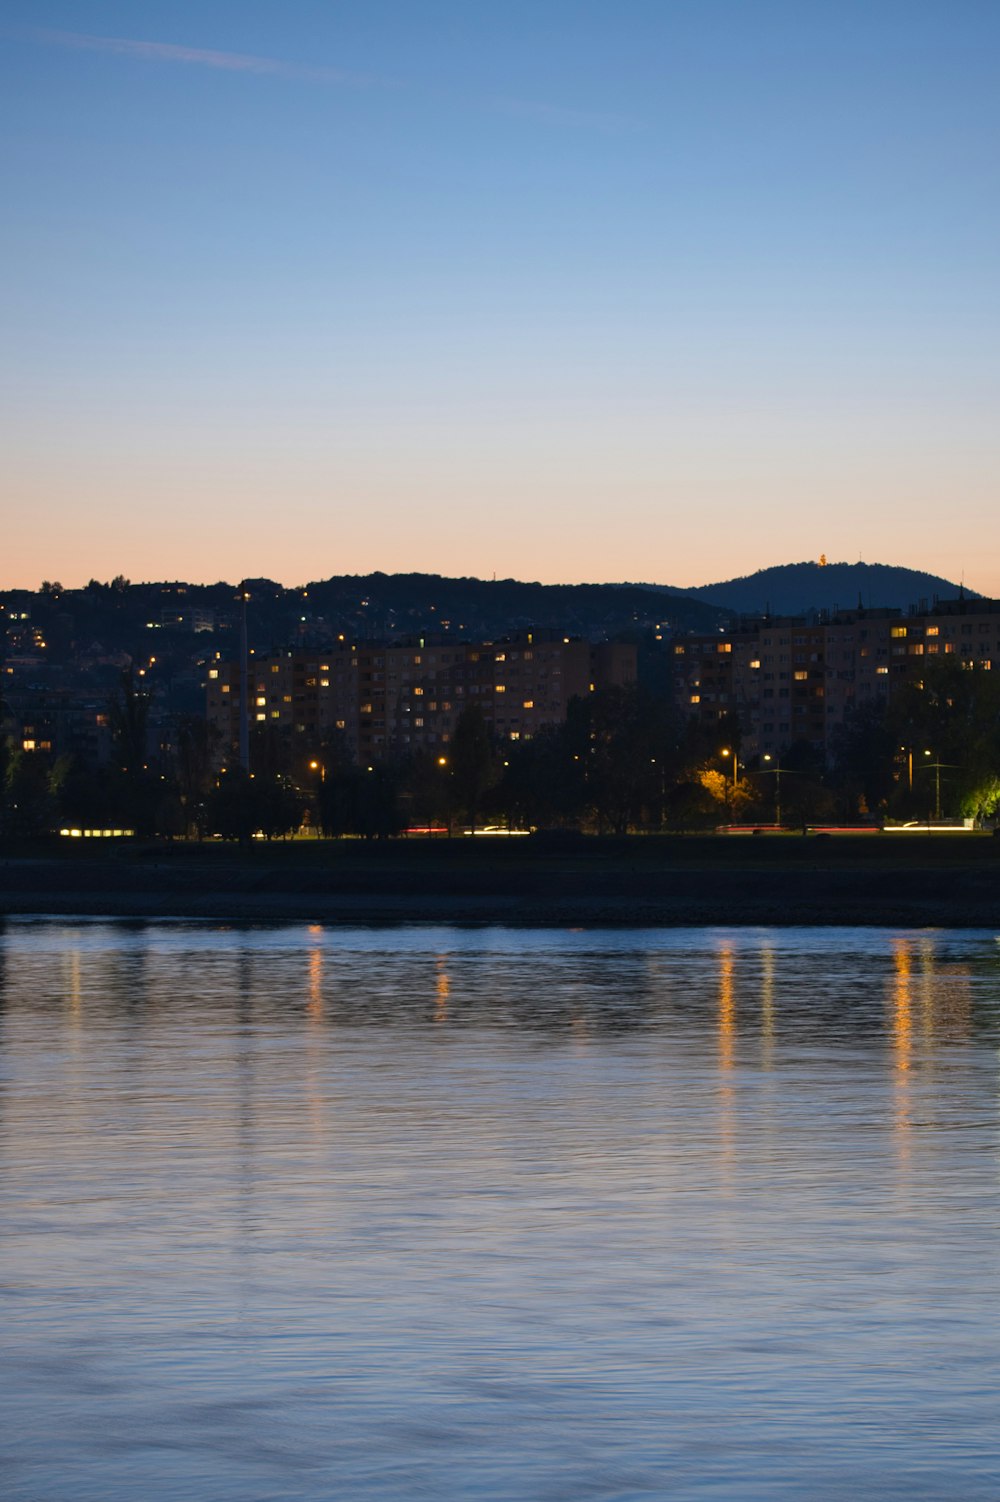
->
xmin=2 ymin=921 xmax=1000 ymax=1500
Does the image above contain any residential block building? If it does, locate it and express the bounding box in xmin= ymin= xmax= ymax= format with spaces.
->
xmin=674 ymin=596 xmax=1000 ymax=762
xmin=206 ymin=632 xmax=636 ymax=769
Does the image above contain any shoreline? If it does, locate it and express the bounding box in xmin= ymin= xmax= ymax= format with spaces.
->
xmin=3 ymin=840 xmax=999 ymax=928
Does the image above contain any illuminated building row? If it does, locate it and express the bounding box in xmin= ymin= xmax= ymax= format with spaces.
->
xmin=206 ymin=632 xmax=636 ymax=768
xmin=675 ymin=596 xmax=1000 ymax=760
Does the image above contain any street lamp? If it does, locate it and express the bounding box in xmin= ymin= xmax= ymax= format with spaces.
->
xmin=762 ymin=753 xmax=782 ymax=827
xmin=919 ymin=750 xmax=953 ymax=822
xmin=308 ymin=759 xmax=325 ymax=838
xmin=720 ymin=747 xmax=738 ymax=819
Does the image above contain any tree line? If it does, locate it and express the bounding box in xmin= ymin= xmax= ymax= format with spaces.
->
xmin=3 ymin=658 xmax=1000 ymax=842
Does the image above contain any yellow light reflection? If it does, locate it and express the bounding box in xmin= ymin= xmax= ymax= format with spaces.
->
xmin=890 ymin=937 xmax=913 ymax=1167
xmin=304 ymin=927 xmax=327 ymax=1146
xmin=919 ymin=937 xmax=936 ymax=1046
xmin=718 ymin=944 xmax=735 ymax=1074
xmin=892 ymin=938 xmax=912 ymax=1076
xmin=307 ymin=926 xmax=324 ymax=1022
xmin=435 ymin=955 xmax=450 ymax=1024
xmin=716 ymin=942 xmax=736 ymax=1184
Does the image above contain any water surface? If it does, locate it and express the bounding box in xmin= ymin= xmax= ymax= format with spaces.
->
xmin=2 ymin=921 xmax=999 ymax=1499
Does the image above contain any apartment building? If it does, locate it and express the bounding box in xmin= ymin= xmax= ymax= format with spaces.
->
xmin=674 ymin=596 xmax=999 ymax=763
xmin=206 ymin=633 xmax=636 ymax=769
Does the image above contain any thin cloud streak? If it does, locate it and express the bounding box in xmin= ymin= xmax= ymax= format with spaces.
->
xmin=31 ymin=28 xmax=383 ymax=87
xmin=28 ymin=28 xmax=636 ymax=130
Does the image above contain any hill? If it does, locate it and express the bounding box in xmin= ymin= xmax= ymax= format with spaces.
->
xmin=0 ymin=572 xmax=731 ymax=670
xmin=666 ymin=561 xmax=973 ymax=617
xmin=299 ymin=572 xmax=729 ymax=640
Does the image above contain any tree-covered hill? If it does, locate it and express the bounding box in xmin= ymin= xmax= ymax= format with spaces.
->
xmin=648 ymin=561 xmax=972 ymax=617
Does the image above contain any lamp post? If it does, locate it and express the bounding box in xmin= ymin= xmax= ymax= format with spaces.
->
xmin=762 ymin=753 xmax=782 ymax=827
xmin=919 ymin=751 xmax=954 ymax=822
xmin=309 ymin=759 xmax=325 ymax=838
xmin=720 ymin=747 xmax=738 ymax=818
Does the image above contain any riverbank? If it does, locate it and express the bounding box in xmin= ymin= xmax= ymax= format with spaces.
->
xmin=2 ymin=835 xmax=999 ymax=927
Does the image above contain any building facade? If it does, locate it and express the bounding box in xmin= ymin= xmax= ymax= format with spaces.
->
xmin=674 ymin=597 xmax=1000 ymax=762
xmin=206 ymin=632 xmax=636 ymax=769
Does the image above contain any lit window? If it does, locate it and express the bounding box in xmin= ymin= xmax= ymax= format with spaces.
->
xmin=414 ymin=686 xmax=423 ymax=696
xmin=891 ymin=626 xmax=907 ymax=638
xmin=496 ymin=684 xmax=506 ymax=693
xmin=208 ymin=668 xmax=219 ymax=679
xmin=876 ymin=666 xmax=889 ymax=675
xmin=271 ymin=664 xmax=280 ymax=674
xmin=794 ymin=670 xmax=808 ymax=681
xmin=221 ymin=685 xmax=231 ymax=694
xmin=926 ymin=626 xmax=939 ymax=637
xmin=271 ymin=710 xmax=280 ymax=719
xmin=523 ymin=700 xmax=534 ymax=709
xmin=256 ymin=696 xmax=266 ymax=707
xmin=690 ymin=694 xmax=701 ymax=704
xmin=717 ymin=642 xmax=732 ymax=653
xmin=22 ymin=738 xmax=35 ymax=751
xmin=750 ymin=659 xmax=761 ymax=669
xmin=256 ymin=712 xmax=266 ymax=721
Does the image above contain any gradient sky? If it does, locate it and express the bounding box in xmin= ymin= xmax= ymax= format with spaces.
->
xmin=3 ymin=1 xmax=999 ymax=592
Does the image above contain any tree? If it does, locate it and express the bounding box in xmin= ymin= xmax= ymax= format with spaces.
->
xmin=3 ymin=749 xmax=59 ymax=840
xmin=449 ymin=704 xmax=497 ymax=830
xmin=577 ymin=685 xmax=684 ymax=834
xmin=175 ymin=715 xmax=216 ymax=837
xmin=317 ymin=765 xmax=403 ymax=839
xmin=885 ymin=659 xmax=1000 ymax=821
xmin=107 ymin=665 xmax=158 ymax=835
xmin=398 ymin=750 xmax=453 ymax=830
xmin=205 ymin=770 xmax=301 ymax=841
xmin=828 ymin=701 xmax=898 ymax=820
xmin=108 ymin=665 xmax=150 ymax=775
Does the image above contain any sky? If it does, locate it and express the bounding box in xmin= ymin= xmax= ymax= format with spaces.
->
xmin=2 ymin=1 xmax=999 ymax=592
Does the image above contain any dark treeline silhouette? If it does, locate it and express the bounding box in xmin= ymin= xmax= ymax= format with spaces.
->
xmin=1 ymin=571 xmax=727 ymax=666
xmin=4 ymin=660 xmax=1000 ymax=842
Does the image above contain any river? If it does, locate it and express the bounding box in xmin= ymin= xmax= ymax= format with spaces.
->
xmin=2 ymin=921 xmax=999 ymax=1499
